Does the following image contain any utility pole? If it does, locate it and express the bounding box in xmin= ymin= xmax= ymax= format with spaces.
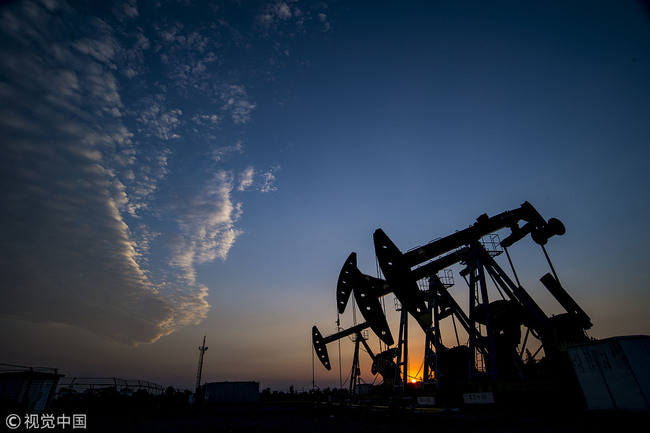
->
xmin=196 ymin=335 xmax=208 ymax=394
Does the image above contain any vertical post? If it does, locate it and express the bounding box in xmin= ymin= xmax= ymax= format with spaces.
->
xmin=403 ymin=312 xmax=408 ymax=385
xmin=424 ymin=277 xmax=439 ymax=384
xmin=477 ymin=262 xmax=497 ymax=379
xmin=393 ymin=307 xmax=409 ymax=388
xmin=468 ymin=255 xmax=478 ymax=379
xmin=196 ymin=335 xmax=208 ymax=394
xmin=312 ymin=335 xmax=316 ymax=390
xmin=349 ymin=335 xmax=361 ymax=395
xmin=337 ymin=315 xmax=343 ymax=389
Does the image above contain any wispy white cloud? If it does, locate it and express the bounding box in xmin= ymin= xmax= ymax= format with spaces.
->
xmin=238 ymin=166 xmax=256 ymax=191
xmin=0 ymin=1 xmax=175 ymax=345
xmin=256 ymin=0 xmax=330 ymax=35
xmin=116 ymin=27 xmax=150 ymax=78
xmin=275 ymin=2 xmax=293 ymax=20
xmin=237 ymin=165 xmax=281 ymax=193
xmin=212 ymin=141 xmax=244 ymax=162
xmin=73 ymin=28 xmax=118 ymax=68
xmin=136 ymin=96 xmax=183 ymax=140
xmin=123 ymin=146 xmax=171 ymax=217
xmin=318 ymin=13 xmax=331 ymax=32
xmin=257 ymin=1 xmax=295 ymax=29
xmin=0 ymin=1 xmax=206 ymax=345
xmin=171 ymin=171 xmax=243 ymax=279
xmin=260 ymin=165 xmax=281 ymax=193
xmin=219 ymin=84 xmax=257 ymax=124
xmin=152 ymin=20 xmax=258 ymax=126
xmin=117 ymin=0 xmax=138 ymax=20
xmin=155 ymin=22 xmax=219 ymax=95
xmin=0 ymin=0 xmax=290 ymax=346
xmin=192 ymin=113 xmax=220 ymax=126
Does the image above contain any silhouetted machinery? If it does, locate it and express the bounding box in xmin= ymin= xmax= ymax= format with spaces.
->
xmin=312 ymin=202 xmax=591 ymax=405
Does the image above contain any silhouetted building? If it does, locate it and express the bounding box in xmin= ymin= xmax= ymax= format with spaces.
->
xmin=568 ymin=335 xmax=650 ymax=411
xmin=0 ymin=363 xmax=63 ymax=413
xmin=205 ymin=381 xmax=259 ymax=403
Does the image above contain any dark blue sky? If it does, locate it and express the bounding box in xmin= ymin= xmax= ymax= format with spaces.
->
xmin=1 ymin=0 xmax=649 ymax=391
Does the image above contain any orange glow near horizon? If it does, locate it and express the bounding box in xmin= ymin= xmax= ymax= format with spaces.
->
xmin=407 ymin=368 xmax=422 ymax=384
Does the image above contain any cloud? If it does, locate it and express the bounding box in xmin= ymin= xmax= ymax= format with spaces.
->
xmin=117 ymin=0 xmax=138 ymax=20
xmin=212 ymin=141 xmax=244 ymax=162
xmin=192 ymin=113 xmax=220 ymax=126
xmin=0 ymin=1 xmax=176 ymax=345
xmin=136 ymin=96 xmax=183 ymax=140
xmin=170 ymin=171 xmax=243 ymax=280
xmin=256 ymin=1 xmax=294 ymax=29
xmin=0 ymin=148 xmax=175 ymax=345
xmin=236 ymin=165 xmax=280 ymax=193
xmin=154 ymin=22 xmax=220 ymax=95
xmin=260 ymin=165 xmax=281 ymax=193
xmin=219 ymin=84 xmax=257 ymax=124
xmin=238 ymin=166 xmax=256 ymax=191
xmin=152 ymin=20 xmax=257 ymax=125
xmin=0 ymin=0 xmax=290 ymax=346
xmin=115 ymin=27 xmax=150 ymax=78
xmin=275 ymin=2 xmax=292 ymax=20
xmin=256 ymin=1 xmax=331 ymax=36
xmin=318 ymin=13 xmax=331 ymax=32
xmin=0 ymin=1 xmax=222 ymax=345
xmin=123 ymin=146 xmax=171 ymax=217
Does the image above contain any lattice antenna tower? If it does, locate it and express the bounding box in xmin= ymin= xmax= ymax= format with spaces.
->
xmin=196 ymin=334 xmax=208 ymax=393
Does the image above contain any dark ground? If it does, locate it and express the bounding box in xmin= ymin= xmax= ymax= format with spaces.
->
xmin=74 ymin=402 xmax=648 ymax=433
xmin=4 ymin=390 xmax=648 ymax=433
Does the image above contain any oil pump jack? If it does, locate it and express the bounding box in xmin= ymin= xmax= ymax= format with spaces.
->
xmin=312 ymin=201 xmax=591 ymax=405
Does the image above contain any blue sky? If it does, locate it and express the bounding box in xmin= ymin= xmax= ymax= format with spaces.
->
xmin=1 ymin=0 xmax=649 ymax=391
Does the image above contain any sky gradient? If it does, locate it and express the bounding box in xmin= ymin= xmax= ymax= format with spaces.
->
xmin=1 ymin=0 xmax=649 ymax=392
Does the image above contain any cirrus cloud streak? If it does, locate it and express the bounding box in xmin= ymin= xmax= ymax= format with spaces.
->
xmin=0 ymin=0 xmax=281 ymax=345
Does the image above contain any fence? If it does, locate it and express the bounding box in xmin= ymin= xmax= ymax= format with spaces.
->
xmin=56 ymin=377 xmax=165 ymax=395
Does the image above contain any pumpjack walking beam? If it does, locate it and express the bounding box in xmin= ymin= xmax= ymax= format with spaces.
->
xmin=372 ymin=202 xmax=575 ymax=334
xmin=373 ymin=202 xmax=565 ymax=293
xmin=394 ymin=201 xmax=566 ymax=270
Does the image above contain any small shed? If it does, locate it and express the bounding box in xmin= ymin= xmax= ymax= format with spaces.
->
xmin=567 ymin=335 xmax=650 ymax=411
xmin=205 ymin=381 xmax=259 ymax=403
xmin=0 ymin=363 xmax=63 ymax=413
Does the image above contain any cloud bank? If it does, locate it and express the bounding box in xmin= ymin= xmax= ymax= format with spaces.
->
xmin=0 ymin=0 xmax=291 ymax=345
